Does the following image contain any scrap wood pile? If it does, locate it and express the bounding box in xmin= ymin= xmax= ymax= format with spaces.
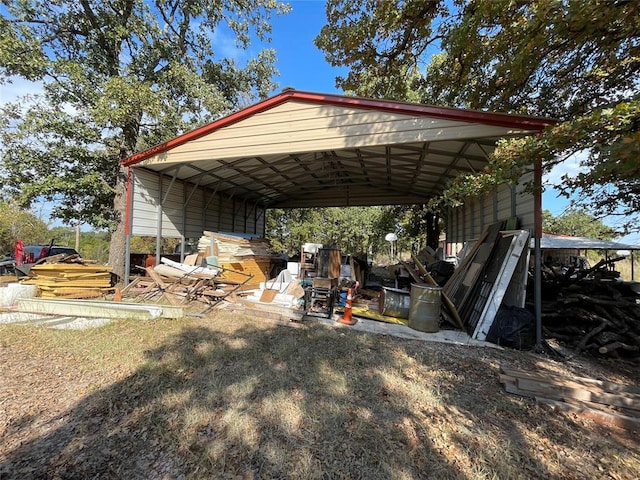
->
xmin=22 ymin=257 xmax=113 ymax=299
xmin=541 ymin=278 xmax=640 ymax=359
xmin=198 ymin=231 xmax=277 ymax=289
xmin=499 ymin=366 xmax=640 ymax=431
xmin=123 ymin=257 xmax=251 ymax=308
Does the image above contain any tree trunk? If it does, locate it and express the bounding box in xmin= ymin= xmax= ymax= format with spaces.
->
xmin=109 ymin=119 xmax=141 ymax=281
xmin=108 ymin=165 xmax=129 ymax=281
xmin=426 ymin=211 xmax=440 ymax=251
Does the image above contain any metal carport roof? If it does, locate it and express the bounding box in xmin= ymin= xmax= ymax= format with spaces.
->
xmin=534 ymin=233 xmax=640 ymax=251
xmin=122 ymin=89 xmax=555 ymax=209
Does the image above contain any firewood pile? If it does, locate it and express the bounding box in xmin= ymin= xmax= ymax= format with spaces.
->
xmin=500 ymin=365 xmax=640 ymax=431
xmin=541 ymin=276 xmax=640 ymax=359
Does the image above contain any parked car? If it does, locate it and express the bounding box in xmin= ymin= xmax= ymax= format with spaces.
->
xmin=15 ymin=244 xmax=80 ymax=278
xmin=21 ymin=245 xmax=79 ymax=264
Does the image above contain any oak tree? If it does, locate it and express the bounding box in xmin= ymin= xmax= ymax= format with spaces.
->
xmin=0 ymin=0 xmax=290 ymax=277
xmin=316 ymin=0 xmax=640 ymax=233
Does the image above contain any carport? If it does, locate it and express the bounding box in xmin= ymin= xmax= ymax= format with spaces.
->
xmin=121 ymin=89 xmax=555 ymax=341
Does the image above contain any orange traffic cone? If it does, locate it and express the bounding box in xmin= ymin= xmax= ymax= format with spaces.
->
xmin=337 ymin=288 xmax=357 ymax=325
xmin=113 ymin=286 xmax=122 ymax=302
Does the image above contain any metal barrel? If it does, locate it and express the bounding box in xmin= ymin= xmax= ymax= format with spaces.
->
xmin=379 ymin=287 xmax=411 ymax=318
xmin=408 ymin=284 xmax=442 ymax=332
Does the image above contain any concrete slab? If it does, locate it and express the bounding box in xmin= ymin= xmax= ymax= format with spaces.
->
xmin=311 ymin=314 xmax=501 ymax=348
xmin=0 ymin=311 xmax=54 ymax=324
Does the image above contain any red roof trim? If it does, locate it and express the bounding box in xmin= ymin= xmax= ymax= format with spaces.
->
xmin=121 ymin=89 xmax=556 ymax=167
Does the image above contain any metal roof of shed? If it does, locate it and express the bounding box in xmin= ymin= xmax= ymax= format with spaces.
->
xmin=122 ymin=89 xmax=555 ymax=209
xmin=535 ymin=233 xmax=640 ymax=251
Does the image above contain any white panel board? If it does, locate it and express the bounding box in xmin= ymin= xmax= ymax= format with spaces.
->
xmin=472 ymin=230 xmax=530 ymax=341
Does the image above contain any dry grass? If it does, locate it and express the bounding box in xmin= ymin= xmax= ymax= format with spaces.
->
xmin=584 ymin=251 xmax=640 ymax=281
xmin=617 ymin=255 xmax=640 ymax=281
xmin=1 ymin=311 xmax=639 ymax=479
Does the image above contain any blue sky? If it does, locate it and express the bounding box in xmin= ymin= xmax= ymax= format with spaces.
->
xmin=268 ymin=0 xmax=346 ymax=94
xmin=2 ymin=0 xmax=638 ymax=245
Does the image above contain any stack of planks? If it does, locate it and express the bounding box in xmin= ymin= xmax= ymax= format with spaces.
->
xmin=499 ymin=365 xmax=640 ymax=431
xmin=22 ymin=262 xmax=113 ymax=299
xmin=198 ymin=231 xmax=276 ymax=289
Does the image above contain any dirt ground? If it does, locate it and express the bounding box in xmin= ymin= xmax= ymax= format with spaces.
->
xmin=1 ymin=311 xmax=639 ymax=479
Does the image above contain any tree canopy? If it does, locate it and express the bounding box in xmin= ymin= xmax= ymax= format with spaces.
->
xmin=265 ymin=205 xmax=439 ymax=262
xmin=542 ymin=209 xmax=618 ymax=240
xmin=266 ymin=207 xmax=391 ymax=259
xmin=0 ymin=201 xmax=49 ymax=255
xmin=316 ymin=0 xmax=640 ymax=233
xmin=0 ymin=0 xmax=289 ymax=276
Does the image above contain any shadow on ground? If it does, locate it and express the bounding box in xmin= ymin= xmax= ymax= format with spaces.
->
xmin=1 ymin=316 xmax=638 ymax=479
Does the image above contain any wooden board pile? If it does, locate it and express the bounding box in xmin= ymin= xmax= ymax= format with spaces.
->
xmin=541 ymin=278 xmax=640 ymax=359
xmin=22 ymin=261 xmax=113 ymax=299
xmin=123 ymin=260 xmax=250 ymax=309
xmin=499 ymin=366 xmax=640 ymax=431
xmin=198 ymin=231 xmax=276 ymax=289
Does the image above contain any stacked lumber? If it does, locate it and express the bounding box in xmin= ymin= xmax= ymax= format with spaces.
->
xmin=217 ymin=259 xmax=270 ymax=287
xmin=23 ymin=262 xmax=113 ymax=299
xmin=198 ymin=231 xmax=273 ymax=259
xmin=198 ymin=231 xmax=276 ymax=289
xmin=0 ymin=275 xmax=17 ymax=285
xmin=499 ymin=366 xmax=640 ymax=431
xmin=541 ymin=279 xmax=640 ymax=358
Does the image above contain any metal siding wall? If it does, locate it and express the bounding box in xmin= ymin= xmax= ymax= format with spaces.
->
xmin=484 ymin=191 xmax=498 ymax=227
xmin=256 ymin=207 xmax=265 ymax=235
xmin=160 ymin=175 xmax=184 ymax=238
xmin=515 ymin=171 xmax=535 ymax=231
xmin=131 ymin=168 xmax=266 ymax=239
xmin=131 ymin=169 xmax=162 ymax=236
xmin=471 ymin=197 xmax=482 ymax=239
xmin=203 ymin=189 xmax=222 ymax=232
xmin=495 ymin=184 xmax=512 ymax=223
xmin=218 ymin=196 xmax=234 ymax=232
xmin=184 ymin=186 xmax=205 ymax=238
xmin=233 ymin=199 xmax=245 ymax=232
xmin=445 ymin=171 xmax=535 ymax=252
